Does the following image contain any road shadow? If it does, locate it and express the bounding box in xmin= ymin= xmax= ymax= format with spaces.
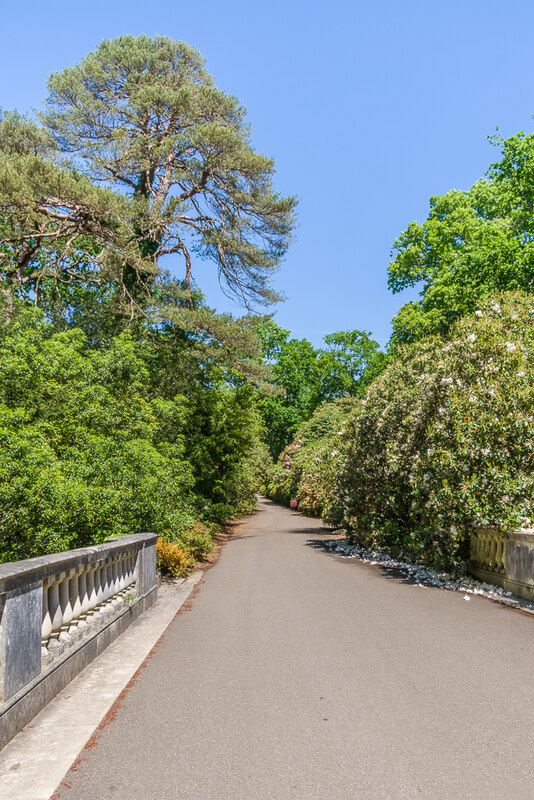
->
xmin=285 ymin=526 xmax=335 ymax=536
xmin=305 ymin=540 xmax=524 ymax=615
xmin=305 ymin=538 xmax=423 ymax=587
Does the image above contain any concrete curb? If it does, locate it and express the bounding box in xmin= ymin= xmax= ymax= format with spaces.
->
xmin=0 ymin=570 xmax=203 ymax=800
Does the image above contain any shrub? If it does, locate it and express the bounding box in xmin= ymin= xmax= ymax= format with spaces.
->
xmin=156 ymin=538 xmax=194 ymax=577
xmin=0 ymin=311 xmax=204 ymax=563
xmin=334 ymin=292 xmax=534 ymax=569
xmin=266 ymin=398 xmax=356 ymax=518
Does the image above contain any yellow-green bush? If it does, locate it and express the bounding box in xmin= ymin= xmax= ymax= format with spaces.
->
xmin=156 ymin=538 xmax=194 ymax=577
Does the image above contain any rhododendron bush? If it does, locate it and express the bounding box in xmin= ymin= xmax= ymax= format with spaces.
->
xmin=266 ymin=399 xmax=355 ymax=517
xmin=333 ymin=293 xmax=534 ymax=569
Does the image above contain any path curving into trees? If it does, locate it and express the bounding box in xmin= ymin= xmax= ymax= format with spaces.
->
xmin=54 ymin=497 xmax=534 ymax=799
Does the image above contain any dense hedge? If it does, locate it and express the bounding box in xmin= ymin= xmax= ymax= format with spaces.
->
xmin=268 ymin=293 xmax=534 ymax=571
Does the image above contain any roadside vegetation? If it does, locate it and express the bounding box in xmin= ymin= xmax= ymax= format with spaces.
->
xmin=3 ymin=34 xmax=534 ymax=576
xmin=0 ymin=35 xmax=294 ymax=573
xmin=266 ymin=128 xmax=534 ymax=571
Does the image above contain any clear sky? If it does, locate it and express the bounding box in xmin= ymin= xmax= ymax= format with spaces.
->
xmin=2 ymin=0 xmax=534 ymax=347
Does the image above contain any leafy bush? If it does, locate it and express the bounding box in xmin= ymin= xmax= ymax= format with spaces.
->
xmin=266 ymin=398 xmax=356 ymax=518
xmin=0 ymin=311 xmax=202 ymax=562
xmin=156 ymin=539 xmax=194 ymax=577
xmin=184 ymin=382 xmax=269 ymax=521
xmin=333 ymin=292 xmax=534 ymax=569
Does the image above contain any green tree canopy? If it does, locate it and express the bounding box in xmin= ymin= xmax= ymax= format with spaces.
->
xmin=388 ymin=131 xmax=534 ymax=346
xmin=257 ymin=320 xmax=384 ymax=456
xmin=0 ymin=110 xmax=137 ymax=322
xmin=42 ymin=35 xmax=296 ymax=310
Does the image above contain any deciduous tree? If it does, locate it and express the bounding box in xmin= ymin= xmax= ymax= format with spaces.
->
xmin=388 ymin=132 xmax=534 ymax=345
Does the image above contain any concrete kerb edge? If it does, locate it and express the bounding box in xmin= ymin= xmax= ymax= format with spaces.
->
xmin=0 ymin=569 xmax=203 ymax=800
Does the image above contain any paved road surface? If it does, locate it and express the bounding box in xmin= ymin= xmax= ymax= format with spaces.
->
xmin=54 ymin=498 xmax=534 ymax=800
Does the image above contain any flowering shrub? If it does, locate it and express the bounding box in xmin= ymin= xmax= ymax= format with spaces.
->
xmin=333 ymin=293 xmax=534 ymax=569
xmin=266 ymin=398 xmax=356 ymax=517
xmin=266 ymin=439 xmax=304 ymax=507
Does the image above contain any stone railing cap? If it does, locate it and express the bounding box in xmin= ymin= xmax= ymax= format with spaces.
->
xmin=473 ymin=526 xmax=534 ymax=537
xmin=0 ymin=533 xmax=158 ymax=591
xmin=509 ymin=529 xmax=534 ymax=540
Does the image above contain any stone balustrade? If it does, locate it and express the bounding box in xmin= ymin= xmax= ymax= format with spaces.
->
xmin=469 ymin=527 xmax=506 ymax=576
xmin=40 ymin=546 xmax=138 ymax=666
xmin=0 ymin=533 xmax=158 ymax=750
xmin=469 ymin=527 xmax=534 ymax=603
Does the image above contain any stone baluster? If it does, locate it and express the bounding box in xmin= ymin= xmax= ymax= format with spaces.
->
xmin=477 ymin=534 xmax=484 ymax=566
xmin=495 ymin=537 xmax=505 ymax=573
xmin=488 ymin=535 xmax=497 ymax=572
xmin=116 ymin=553 xmax=129 ymax=606
xmin=100 ymin=560 xmax=115 ymax=619
xmin=118 ymin=552 xmax=128 ymax=595
xmin=41 ymin=579 xmax=53 ymax=666
xmin=107 ymin=557 xmax=117 ymax=603
xmin=68 ymin=567 xmax=84 ymax=641
xmin=478 ymin=535 xmax=485 ymax=567
xmin=126 ymin=552 xmax=136 ymax=596
xmin=59 ymin=570 xmax=74 ymax=646
xmin=85 ymin=564 xmax=100 ymax=629
xmin=483 ymin=535 xmax=490 ymax=568
xmin=94 ymin=562 xmax=109 ymax=626
xmin=77 ymin=568 xmax=90 ymax=635
xmin=469 ymin=533 xmax=480 ymax=566
xmin=47 ymin=574 xmax=65 ymax=659
xmin=93 ymin=561 xmax=106 ymax=620
xmin=118 ymin=554 xmax=128 ymax=600
xmin=133 ymin=550 xmax=140 ymax=596
xmin=95 ymin=562 xmax=105 ymax=606
xmin=110 ymin=556 xmax=123 ymax=612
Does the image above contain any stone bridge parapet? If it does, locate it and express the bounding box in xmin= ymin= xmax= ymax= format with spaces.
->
xmin=0 ymin=533 xmax=158 ymax=750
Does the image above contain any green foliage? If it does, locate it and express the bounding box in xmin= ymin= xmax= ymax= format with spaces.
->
xmin=184 ymin=381 xmax=269 ymax=521
xmin=42 ymin=35 xmax=296 ymax=309
xmin=321 ymin=330 xmax=387 ymax=396
xmin=257 ymin=320 xmax=384 ymax=457
xmin=0 ymin=306 xmax=270 ymax=564
xmin=388 ymin=132 xmax=534 ymax=345
xmin=0 ymin=109 xmax=136 ymax=325
xmin=334 ymin=293 xmax=534 ymax=569
xmin=0 ymin=36 xmax=293 ymax=568
xmin=265 ymin=398 xmax=356 ymax=518
xmin=0 ymin=309 xmax=198 ymax=562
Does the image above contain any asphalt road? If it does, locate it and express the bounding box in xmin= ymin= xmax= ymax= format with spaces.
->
xmin=54 ymin=498 xmax=534 ymax=800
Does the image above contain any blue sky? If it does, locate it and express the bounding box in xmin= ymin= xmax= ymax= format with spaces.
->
xmin=2 ymin=0 xmax=534 ymax=347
